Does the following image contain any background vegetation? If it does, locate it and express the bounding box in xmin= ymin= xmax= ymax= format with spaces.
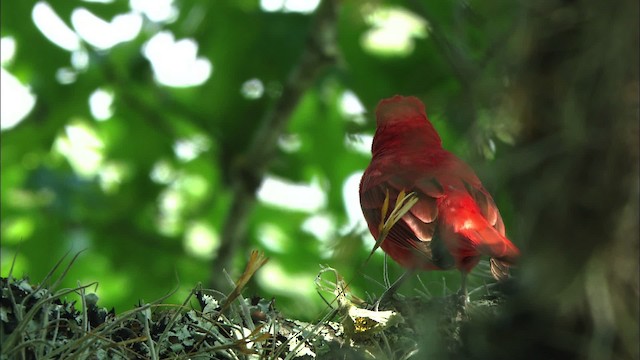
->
xmin=2 ymin=0 xmax=638 ymax=358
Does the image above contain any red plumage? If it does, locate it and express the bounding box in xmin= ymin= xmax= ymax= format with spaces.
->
xmin=359 ymin=95 xmax=519 ymax=281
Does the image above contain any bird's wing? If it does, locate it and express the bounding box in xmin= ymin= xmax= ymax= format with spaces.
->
xmin=360 ymin=169 xmax=452 ymax=269
xmin=450 ymin=161 xmax=516 ymax=280
xmin=461 ymin=179 xmax=506 ymax=236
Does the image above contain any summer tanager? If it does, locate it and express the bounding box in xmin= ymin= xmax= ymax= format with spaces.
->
xmin=359 ymin=95 xmax=519 ymax=303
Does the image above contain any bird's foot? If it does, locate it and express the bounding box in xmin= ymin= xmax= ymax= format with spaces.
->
xmin=455 ymin=289 xmax=469 ymax=315
xmin=458 ymin=291 xmax=469 ymax=306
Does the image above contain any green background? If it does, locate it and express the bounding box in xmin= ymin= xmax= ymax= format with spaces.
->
xmin=2 ymin=0 xmax=520 ymax=314
xmin=2 ymin=1 xmax=638 ymax=357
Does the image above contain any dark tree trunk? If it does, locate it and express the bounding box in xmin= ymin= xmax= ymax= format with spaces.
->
xmin=461 ymin=0 xmax=639 ymax=359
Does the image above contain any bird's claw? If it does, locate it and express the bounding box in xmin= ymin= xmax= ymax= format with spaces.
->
xmin=454 ymin=286 xmax=469 ymax=308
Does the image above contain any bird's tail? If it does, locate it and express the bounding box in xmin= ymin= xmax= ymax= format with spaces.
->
xmin=469 ymin=226 xmax=520 ymax=281
xmin=490 ymin=258 xmax=512 ymax=281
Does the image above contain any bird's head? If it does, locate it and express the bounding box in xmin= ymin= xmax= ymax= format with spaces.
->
xmin=376 ymin=95 xmax=427 ymax=127
xmin=373 ymin=95 xmax=442 ymax=149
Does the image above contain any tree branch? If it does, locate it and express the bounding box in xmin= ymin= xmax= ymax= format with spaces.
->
xmin=211 ymin=0 xmax=339 ymax=290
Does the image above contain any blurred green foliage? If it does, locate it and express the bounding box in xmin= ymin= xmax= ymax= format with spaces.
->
xmin=1 ymin=0 xmax=521 ymax=320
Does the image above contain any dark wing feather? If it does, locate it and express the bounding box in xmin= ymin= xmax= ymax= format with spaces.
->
xmin=361 ymin=177 xmax=452 ymax=269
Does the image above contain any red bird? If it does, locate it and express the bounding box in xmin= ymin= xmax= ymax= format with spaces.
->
xmin=359 ymin=95 xmax=519 ymax=304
